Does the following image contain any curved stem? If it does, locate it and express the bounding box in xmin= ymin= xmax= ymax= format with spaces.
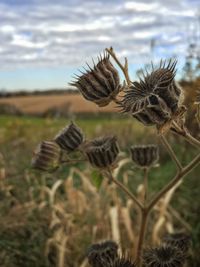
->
xmin=105 ymin=170 xmax=143 ymax=210
xmin=160 ymin=135 xmax=182 ymax=171
xmin=106 ymin=47 xmax=132 ymax=86
xmin=147 ymin=153 xmax=200 ymax=211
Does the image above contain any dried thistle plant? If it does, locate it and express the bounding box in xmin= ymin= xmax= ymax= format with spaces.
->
xmin=31 ymin=47 xmax=200 ymax=267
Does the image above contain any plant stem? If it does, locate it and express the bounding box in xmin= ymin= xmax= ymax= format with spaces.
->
xmin=136 ymin=168 xmax=149 ymax=266
xmin=160 ymin=135 xmax=182 ymax=171
xmin=171 ymin=122 xmax=200 ymax=149
xmin=143 ymin=167 xmax=149 ymax=203
xmin=105 ymin=170 xmax=143 ymax=210
xmin=136 ymin=208 xmax=149 ymax=267
xmin=106 ymin=47 xmax=132 ymax=86
xmin=147 ymin=153 xmax=200 ymax=211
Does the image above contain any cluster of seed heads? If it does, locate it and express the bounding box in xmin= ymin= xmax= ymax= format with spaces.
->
xmin=32 ymin=120 xmax=160 ymax=172
xmin=70 ymin=52 xmax=185 ymax=129
xmin=31 ymin=48 xmax=196 ymax=266
xmin=87 ymin=235 xmax=191 ymax=267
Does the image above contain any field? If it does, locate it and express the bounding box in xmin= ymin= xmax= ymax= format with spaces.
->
xmin=0 ymin=112 xmax=200 ymax=267
xmin=0 ymin=93 xmax=116 ymax=114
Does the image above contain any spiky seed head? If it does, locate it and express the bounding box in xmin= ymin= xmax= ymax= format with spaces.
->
xmin=163 ymin=233 xmax=191 ymax=254
xmin=111 ymin=256 xmax=137 ymax=267
xmin=120 ymin=59 xmax=184 ymax=126
xmin=143 ymin=245 xmax=185 ymax=267
xmin=87 ymin=240 xmax=119 ymax=267
xmin=70 ymin=53 xmax=121 ymax=107
xmin=84 ymin=136 xmax=119 ymax=169
xmin=54 ymin=121 xmax=84 ymax=153
xmin=31 ymin=141 xmax=61 ymax=172
xmin=130 ymin=145 xmax=159 ymax=168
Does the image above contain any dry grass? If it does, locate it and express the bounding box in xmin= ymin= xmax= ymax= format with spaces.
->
xmin=0 ymin=93 xmax=116 ymax=114
xmin=0 ymin=114 xmax=199 ymax=266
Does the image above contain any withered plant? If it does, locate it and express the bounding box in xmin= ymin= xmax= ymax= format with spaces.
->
xmin=32 ymin=47 xmax=200 ymax=267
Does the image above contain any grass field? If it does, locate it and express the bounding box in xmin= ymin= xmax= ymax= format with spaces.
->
xmin=0 ymin=114 xmax=200 ymax=267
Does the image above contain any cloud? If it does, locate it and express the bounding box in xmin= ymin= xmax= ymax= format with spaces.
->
xmin=0 ymin=0 xmax=199 ymax=71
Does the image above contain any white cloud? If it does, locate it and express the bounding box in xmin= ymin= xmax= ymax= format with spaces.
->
xmin=0 ymin=0 xmax=199 ymax=71
xmin=124 ymin=2 xmax=159 ymax=12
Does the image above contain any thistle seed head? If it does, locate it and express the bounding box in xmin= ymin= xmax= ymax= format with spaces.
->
xmin=163 ymin=233 xmax=191 ymax=254
xmin=70 ymin=53 xmax=121 ymax=107
xmin=54 ymin=121 xmax=84 ymax=153
xmin=143 ymin=245 xmax=185 ymax=267
xmin=120 ymin=59 xmax=184 ymax=126
xmin=84 ymin=136 xmax=119 ymax=169
xmin=87 ymin=240 xmax=119 ymax=267
xmin=130 ymin=145 xmax=159 ymax=168
xmin=31 ymin=141 xmax=61 ymax=172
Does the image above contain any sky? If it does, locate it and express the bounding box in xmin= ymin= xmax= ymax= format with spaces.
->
xmin=0 ymin=0 xmax=200 ymax=91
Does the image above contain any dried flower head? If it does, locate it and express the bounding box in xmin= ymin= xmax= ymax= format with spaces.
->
xmin=120 ymin=59 xmax=184 ymax=126
xmin=54 ymin=121 xmax=84 ymax=153
xmin=31 ymin=141 xmax=61 ymax=171
xmin=84 ymin=136 xmax=119 ymax=169
xmin=130 ymin=145 xmax=159 ymax=168
xmin=87 ymin=240 xmax=119 ymax=267
xmin=111 ymin=256 xmax=137 ymax=267
xmin=163 ymin=233 xmax=191 ymax=253
xmin=143 ymin=245 xmax=185 ymax=267
xmin=70 ymin=53 xmax=121 ymax=107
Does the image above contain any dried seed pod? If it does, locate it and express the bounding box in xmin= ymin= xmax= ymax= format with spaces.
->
xmin=54 ymin=121 xmax=84 ymax=153
xmin=111 ymin=256 xmax=137 ymax=267
xmin=143 ymin=245 xmax=185 ymax=267
xmin=120 ymin=59 xmax=184 ymax=126
xmin=31 ymin=141 xmax=61 ymax=171
xmin=87 ymin=240 xmax=119 ymax=267
xmin=84 ymin=136 xmax=119 ymax=169
xmin=70 ymin=53 xmax=121 ymax=107
xmin=130 ymin=145 xmax=159 ymax=168
xmin=163 ymin=233 xmax=191 ymax=254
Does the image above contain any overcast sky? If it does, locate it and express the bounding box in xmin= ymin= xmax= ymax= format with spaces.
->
xmin=0 ymin=0 xmax=200 ymax=91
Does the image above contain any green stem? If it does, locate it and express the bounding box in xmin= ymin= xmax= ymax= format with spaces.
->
xmin=143 ymin=167 xmax=149 ymax=204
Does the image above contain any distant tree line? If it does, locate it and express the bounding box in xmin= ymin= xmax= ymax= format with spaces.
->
xmin=0 ymin=88 xmax=79 ymax=98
